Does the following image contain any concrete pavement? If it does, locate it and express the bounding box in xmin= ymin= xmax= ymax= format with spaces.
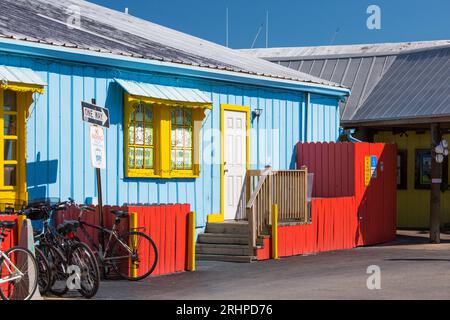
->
xmin=56 ymin=230 xmax=450 ymax=300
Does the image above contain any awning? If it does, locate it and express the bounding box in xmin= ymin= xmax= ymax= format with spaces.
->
xmin=0 ymin=65 xmax=47 ymax=94
xmin=115 ymin=78 xmax=212 ymax=109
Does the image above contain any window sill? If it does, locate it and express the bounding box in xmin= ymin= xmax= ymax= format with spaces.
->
xmin=126 ymin=169 xmax=200 ymax=179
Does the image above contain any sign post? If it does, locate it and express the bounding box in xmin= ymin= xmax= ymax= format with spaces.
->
xmin=83 ymin=99 xmax=109 ymax=268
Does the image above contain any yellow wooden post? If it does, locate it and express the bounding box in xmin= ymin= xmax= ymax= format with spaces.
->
xmin=271 ymin=204 xmax=279 ymax=260
xmin=188 ymin=211 xmax=196 ymax=271
xmin=129 ymin=211 xmax=138 ymax=278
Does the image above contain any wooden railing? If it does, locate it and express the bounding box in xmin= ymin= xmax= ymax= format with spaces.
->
xmin=242 ymin=166 xmax=308 ymax=255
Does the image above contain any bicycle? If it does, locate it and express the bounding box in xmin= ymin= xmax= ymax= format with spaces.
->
xmin=0 ymin=220 xmax=39 ymax=300
xmin=22 ymin=199 xmax=100 ymax=298
xmin=66 ymin=204 xmax=158 ymax=281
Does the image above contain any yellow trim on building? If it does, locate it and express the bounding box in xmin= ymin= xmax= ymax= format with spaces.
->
xmin=0 ymin=82 xmax=45 ymax=95
xmin=207 ymin=104 xmax=251 ymax=223
xmin=124 ymin=94 xmax=207 ymax=179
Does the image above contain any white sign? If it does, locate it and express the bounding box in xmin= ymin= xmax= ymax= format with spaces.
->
xmin=90 ymin=125 xmax=106 ymax=169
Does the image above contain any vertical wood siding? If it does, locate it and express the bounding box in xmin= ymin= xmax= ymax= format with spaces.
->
xmin=0 ymin=53 xmax=340 ymax=229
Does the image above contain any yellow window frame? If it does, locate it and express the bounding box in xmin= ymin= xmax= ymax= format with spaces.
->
xmin=0 ymin=89 xmax=29 ymax=205
xmin=124 ymin=94 xmax=207 ymax=179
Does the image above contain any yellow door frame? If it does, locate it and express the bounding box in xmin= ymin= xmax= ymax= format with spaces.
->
xmin=207 ymin=104 xmax=250 ymax=223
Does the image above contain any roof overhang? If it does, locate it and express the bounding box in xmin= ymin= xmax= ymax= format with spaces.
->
xmin=115 ymin=79 xmax=212 ymax=109
xmin=0 ymin=38 xmax=350 ymax=98
xmin=343 ymin=114 xmax=450 ymax=129
xmin=0 ymin=65 xmax=46 ymax=94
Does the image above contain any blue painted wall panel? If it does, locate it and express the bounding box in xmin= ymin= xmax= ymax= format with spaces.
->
xmin=0 ymin=53 xmax=340 ymax=227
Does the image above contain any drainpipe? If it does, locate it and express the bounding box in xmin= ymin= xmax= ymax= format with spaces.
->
xmin=304 ymin=92 xmax=310 ymax=142
xmin=339 ymin=128 xmax=362 ymax=142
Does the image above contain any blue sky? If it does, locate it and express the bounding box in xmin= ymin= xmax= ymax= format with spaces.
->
xmin=88 ymin=0 xmax=450 ymax=48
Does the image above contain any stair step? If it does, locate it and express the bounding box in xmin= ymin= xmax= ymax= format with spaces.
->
xmin=198 ymin=233 xmax=248 ymax=245
xmin=198 ymin=233 xmax=265 ymax=246
xmin=196 ymin=243 xmax=251 ymax=256
xmin=206 ymin=222 xmax=249 ymax=235
xmin=197 ymin=254 xmax=256 ymax=263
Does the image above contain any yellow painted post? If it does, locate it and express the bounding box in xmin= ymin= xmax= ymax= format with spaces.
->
xmin=129 ymin=211 xmax=138 ymax=278
xmin=188 ymin=211 xmax=196 ymax=271
xmin=271 ymin=204 xmax=279 ymax=260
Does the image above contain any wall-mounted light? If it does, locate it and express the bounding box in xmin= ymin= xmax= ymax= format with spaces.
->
xmin=252 ymin=108 xmax=263 ymax=119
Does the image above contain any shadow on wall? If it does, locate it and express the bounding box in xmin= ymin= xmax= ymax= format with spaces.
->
xmin=27 ymin=152 xmax=58 ymax=201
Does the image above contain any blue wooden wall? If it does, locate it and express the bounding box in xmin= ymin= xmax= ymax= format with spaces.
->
xmin=0 ymin=53 xmax=340 ymax=228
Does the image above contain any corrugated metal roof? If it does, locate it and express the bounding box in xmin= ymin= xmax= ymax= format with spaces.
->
xmin=0 ymin=65 xmax=46 ymax=86
xmin=349 ymin=47 xmax=450 ymax=124
xmin=242 ymin=41 xmax=450 ymax=124
xmin=115 ymin=79 xmax=212 ymax=106
xmin=0 ymin=0 xmax=345 ymax=90
xmin=241 ymin=41 xmax=450 ymax=60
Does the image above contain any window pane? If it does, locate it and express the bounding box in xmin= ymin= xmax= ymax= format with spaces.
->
xmin=144 ymin=148 xmax=153 ymax=169
xmin=185 ymin=128 xmax=192 ymax=148
xmin=145 ymin=107 xmax=153 ymax=123
xmin=135 ymin=124 xmax=144 ymax=145
xmin=4 ymin=115 xmax=17 ymax=136
xmin=128 ymin=124 xmax=135 ymax=144
xmin=184 ymin=110 xmax=192 ymax=125
xmin=184 ymin=150 xmax=192 ymax=169
xmin=176 ymin=150 xmax=184 ymax=169
xmin=171 ymin=150 xmax=176 ymax=169
xmin=135 ymin=105 xmax=144 ymax=122
xmin=171 ymin=110 xmax=176 ymax=124
xmin=176 ymin=128 xmax=185 ymax=147
xmin=171 ymin=127 xmax=176 ymax=147
xmin=3 ymin=91 xmax=17 ymax=112
xmin=128 ymin=148 xmax=135 ymax=168
xmin=135 ymin=147 xmax=144 ymax=169
xmin=4 ymin=140 xmax=16 ymax=161
xmin=4 ymin=164 xmax=16 ymax=186
xmin=145 ymin=125 xmax=153 ymax=146
xmin=175 ymin=109 xmax=183 ymax=125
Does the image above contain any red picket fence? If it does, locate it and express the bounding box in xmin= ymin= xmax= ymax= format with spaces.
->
xmin=55 ymin=204 xmax=191 ymax=277
xmin=257 ymin=142 xmax=397 ymax=260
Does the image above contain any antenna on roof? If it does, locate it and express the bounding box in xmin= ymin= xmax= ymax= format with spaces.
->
xmin=226 ymin=7 xmax=229 ymax=47
xmin=266 ymin=10 xmax=269 ymax=48
xmin=124 ymin=7 xmax=129 ymax=14
xmin=330 ymin=27 xmax=340 ymax=45
xmin=251 ymin=23 xmax=264 ymax=49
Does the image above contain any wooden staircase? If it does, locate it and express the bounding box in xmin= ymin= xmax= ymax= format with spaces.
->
xmin=196 ymin=221 xmax=264 ymax=263
xmin=196 ymin=167 xmax=308 ymax=263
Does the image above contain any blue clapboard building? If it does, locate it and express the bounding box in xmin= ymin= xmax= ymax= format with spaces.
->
xmin=0 ymin=0 xmax=349 ymax=229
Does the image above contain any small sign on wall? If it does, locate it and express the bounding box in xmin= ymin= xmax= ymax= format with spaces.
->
xmin=365 ymin=155 xmax=378 ymax=186
xmin=90 ymin=125 xmax=106 ymax=169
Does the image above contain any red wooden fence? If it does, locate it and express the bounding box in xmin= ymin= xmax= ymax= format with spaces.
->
xmin=0 ymin=215 xmax=18 ymax=294
xmin=258 ymin=142 xmax=397 ymax=260
xmin=55 ymin=204 xmax=191 ymax=277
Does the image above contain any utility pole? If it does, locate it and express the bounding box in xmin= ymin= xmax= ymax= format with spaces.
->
xmin=430 ymin=123 xmax=441 ymax=243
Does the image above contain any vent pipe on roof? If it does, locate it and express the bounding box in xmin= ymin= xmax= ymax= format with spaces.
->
xmin=124 ymin=7 xmax=129 ymax=14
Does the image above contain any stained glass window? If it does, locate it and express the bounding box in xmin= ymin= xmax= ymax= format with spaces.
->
xmin=170 ymin=108 xmax=193 ymax=170
xmin=128 ymin=103 xmax=154 ymax=169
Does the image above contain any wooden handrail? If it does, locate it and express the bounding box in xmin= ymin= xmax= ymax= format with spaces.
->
xmin=246 ymin=167 xmax=272 ymax=209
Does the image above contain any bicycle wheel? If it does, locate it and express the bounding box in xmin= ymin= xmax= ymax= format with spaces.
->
xmin=35 ymin=247 xmax=51 ymax=295
xmin=39 ymin=244 xmax=69 ymax=297
xmin=69 ymin=242 xmax=100 ymax=299
xmin=110 ymin=231 xmax=158 ymax=281
xmin=0 ymin=247 xmax=38 ymax=300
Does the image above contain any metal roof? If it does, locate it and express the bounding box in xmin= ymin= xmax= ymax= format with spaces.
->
xmin=115 ymin=79 xmax=212 ymax=107
xmin=349 ymin=46 xmax=450 ymax=124
xmin=242 ymin=41 xmax=450 ymax=125
xmin=0 ymin=0 xmax=345 ymax=91
xmin=0 ymin=65 xmax=46 ymax=86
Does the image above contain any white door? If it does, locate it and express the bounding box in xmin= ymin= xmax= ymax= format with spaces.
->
xmin=223 ymin=110 xmax=247 ymax=220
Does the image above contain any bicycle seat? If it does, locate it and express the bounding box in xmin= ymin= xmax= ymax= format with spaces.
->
xmin=0 ymin=221 xmax=16 ymax=229
xmin=111 ymin=210 xmax=128 ymax=218
xmin=57 ymin=220 xmax=80 ymax=235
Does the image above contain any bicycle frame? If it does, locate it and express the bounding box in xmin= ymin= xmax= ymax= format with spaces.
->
xmin=0 ymin=250 xmax=25 ymax=285
xmin=78 ymin=220 xmax=134 ymax=264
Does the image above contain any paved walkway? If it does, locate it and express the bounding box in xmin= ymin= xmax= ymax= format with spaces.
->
xmin=55 ymin=230 xmax=450 ymax=300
